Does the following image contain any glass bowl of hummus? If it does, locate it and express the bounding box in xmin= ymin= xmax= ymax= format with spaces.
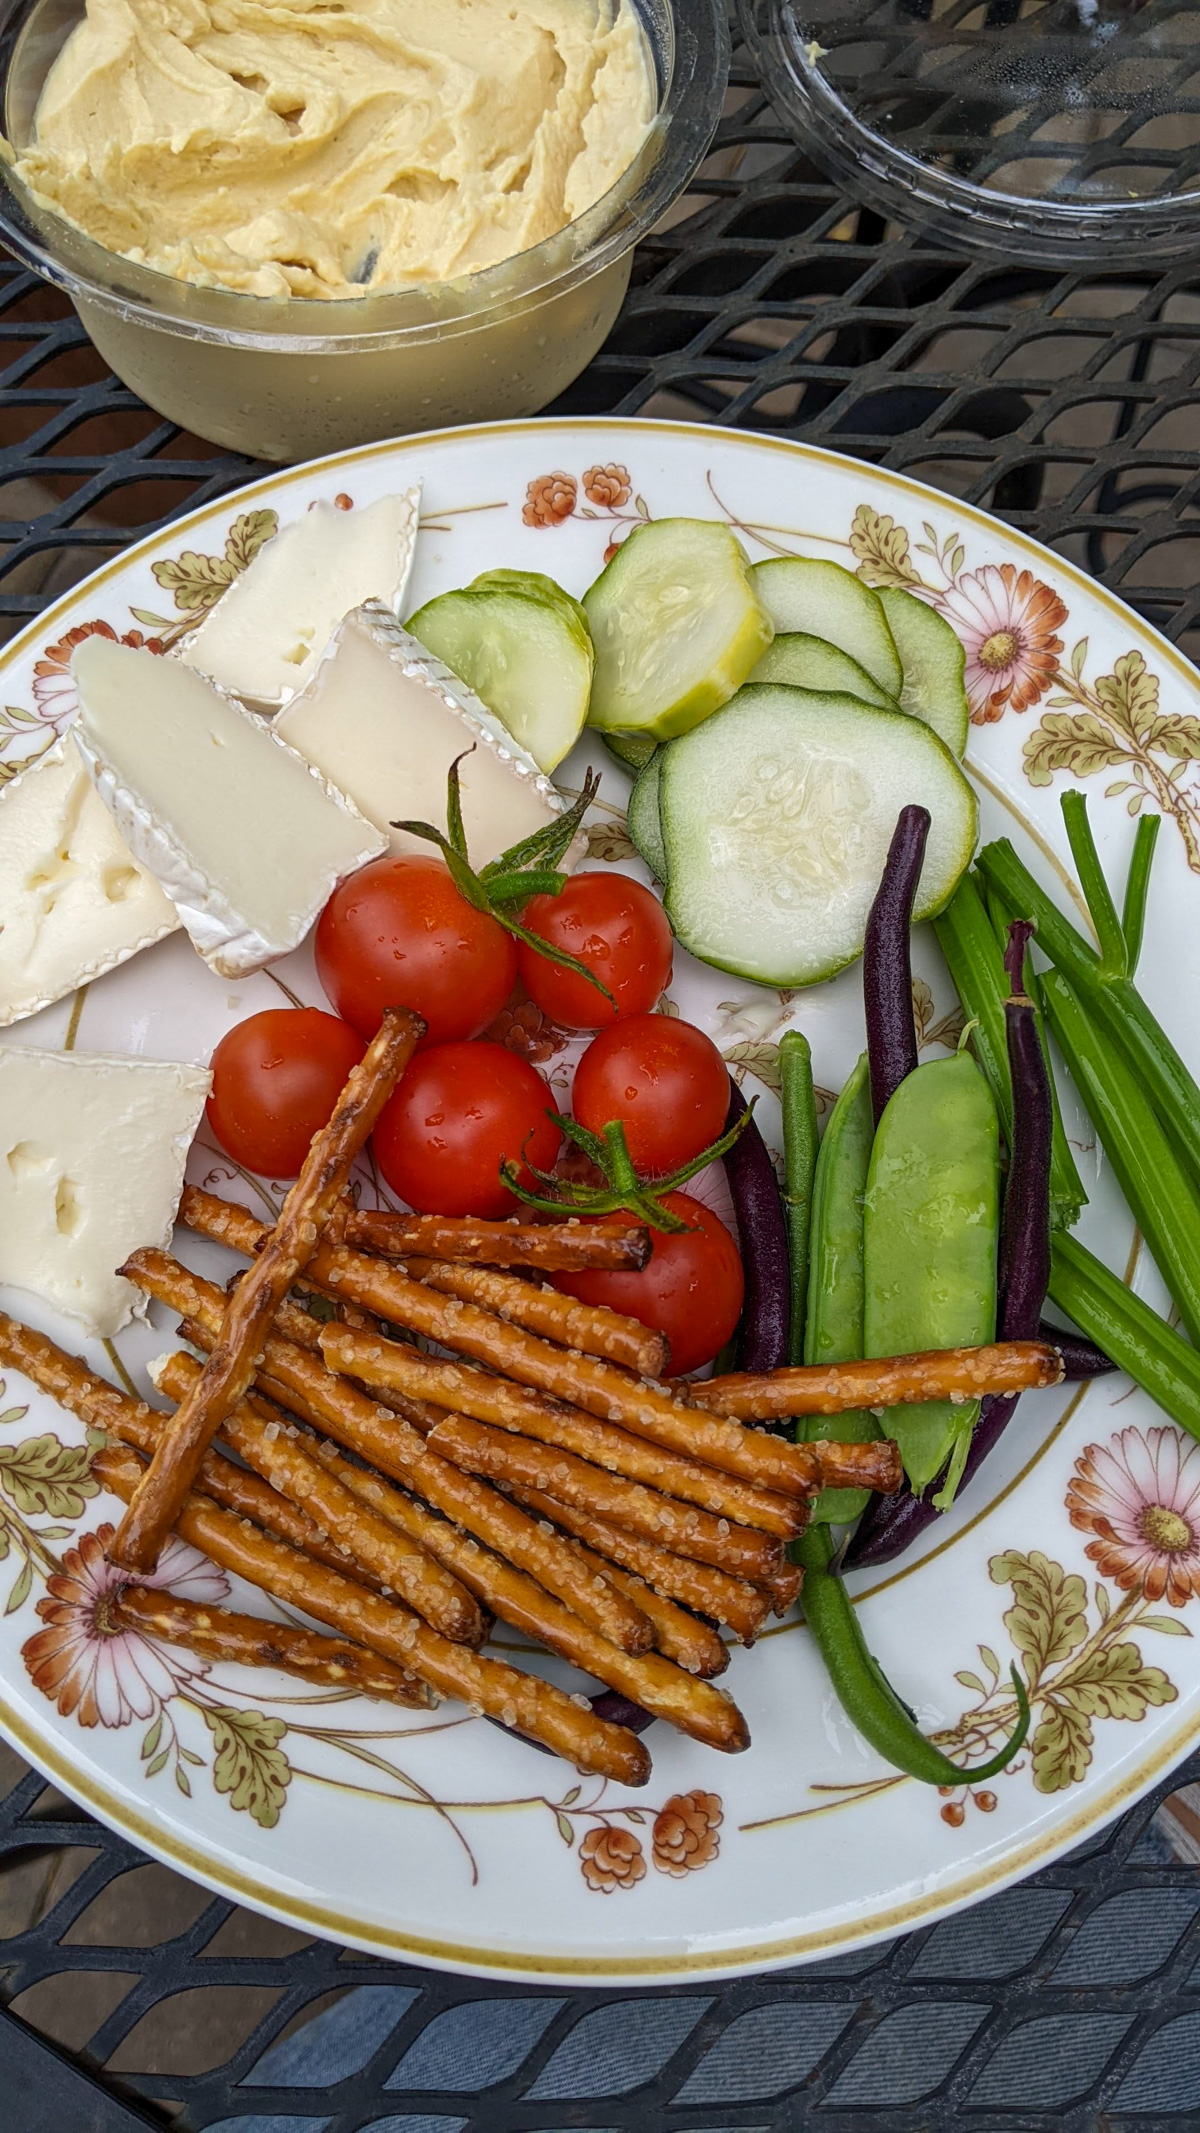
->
xmin=0 ymin=0 xmax=727 ymax=460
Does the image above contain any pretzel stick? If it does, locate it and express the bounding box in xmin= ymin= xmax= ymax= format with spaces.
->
xmin=16 ymin=1331 xmax=658 ymax=1767
xmin=150 ymin=1352 xmax=485 ymax=1646
xmin=155 ymin=1330 xmax=743 ymax=1747
xmin=162 ymin=1350 xmax=660 ymax=1681
xmin=151 ymin=1353 xmax=678 ymax=1722
xmin=346 ymin=1207 xmax=652 ymax=1271
xmin=336 ymin=1340 xmax=802 ymax=1538
xmin=313 ymin=1285 xmax=819 ymax=1497
xmin=311 ymin=1444 xmax=744 ymax=1741
xmin=507 ymin=1486 xmax=773 ymax=1642
xmin=179 ymin=1187 xmax=815 ymax=1495
xmin=179 ymin=1189 xmax=667 ymax=1377
xmin=133 ymin=1253 xmax=658 ymax=1656
xmin=758 ymin=1562 xmax=804 ymax=1617
xmin=426 ymin=1414 xmax=784 ymax=1580
xmin=88 ymin=1440 xmax=649 ymax=1780
xmin=112 ymin=1586 xmax=434 ymax=1703
xmin=518 ymin=1516 xmax=729 ymax=1679
xmin=689 ymin=1342 xmax=1065 ymax=1422
xmin=404 ymin=1260 xmax=668 ymax=1376
xmin=0 ymin=1314 xmax=383 ymax=1591
xmin=110 ymin=1009 xmax=424 ymax=1573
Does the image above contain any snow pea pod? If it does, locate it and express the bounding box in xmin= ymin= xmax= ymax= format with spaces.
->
xmin=799 ymin=1052 xmax=881 ymax=1524
xmin=863 ymin=1050 xmax=1000 ymax=1505
xmin=796 ymin=1526 xmax=1030 ymax=1784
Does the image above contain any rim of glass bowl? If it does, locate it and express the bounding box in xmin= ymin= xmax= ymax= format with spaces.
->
xmin=739 ymin=0 xmax=1200 ymax=267
xmin=0 ymin=0 xmax=729 ymax=352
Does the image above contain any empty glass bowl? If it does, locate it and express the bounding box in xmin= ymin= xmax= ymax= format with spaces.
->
xmin=741 ymin=0 xmax=1200 ymax=264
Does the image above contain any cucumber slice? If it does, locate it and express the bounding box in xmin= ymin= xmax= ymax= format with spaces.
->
xmin=408 ymin=582 xmax=594 ymax=774
xmin=877 ymin=588 xmax=970 ymax=758
xmin=469 ymin=569 xmax=591 ymax=640
xmin=627 ymin=752 xmax=667 ymax=882
xmin=660 ymin=684 xmax=977 ymax=987
xmin=749 ymin=559 xmax=902 ymax=699
xmin=750 ymin=631 xmax=899 ymax=711
xmin=584 ymin=519 xmax=772 ymax=741
xmin=602 ymin=731 xmax=659 ymax=773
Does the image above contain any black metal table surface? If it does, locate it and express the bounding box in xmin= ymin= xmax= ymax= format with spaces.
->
xmin=7 ymin=16 xmax=1200 ymax=2131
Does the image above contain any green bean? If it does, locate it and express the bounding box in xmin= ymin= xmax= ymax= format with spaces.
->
xmin=933 ymin=872 xmax=1087 ymax=1229
xmin=780 ymin=1030 xmax=817 ymax=1365
xmin=796 ymin=1527 xmax=1030 ymax=1784
xmin=1041 ymin=970 xmax=1200 ymax=1351
xmin=863 ymin=1050 xmax=1001 ymax=1505
xmin=1049 ymin=1233 xmax=1200 ymax=1443
xmin=800 ymin=1053 xmax=880 ymax=1524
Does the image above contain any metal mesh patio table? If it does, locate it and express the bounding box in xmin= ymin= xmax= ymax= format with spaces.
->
xmin=5 ymin=13 xmax=1200 ymax=2128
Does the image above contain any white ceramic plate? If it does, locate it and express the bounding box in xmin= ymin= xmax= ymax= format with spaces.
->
xmin=2 ymin=418 xmax=1199 ymax=1984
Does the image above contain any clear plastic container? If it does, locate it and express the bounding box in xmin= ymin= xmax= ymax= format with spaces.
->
xmin=741 ymin=0 xmax=1200 ymax=266
xmin=0 ymin=0 xmax=728 ymax=459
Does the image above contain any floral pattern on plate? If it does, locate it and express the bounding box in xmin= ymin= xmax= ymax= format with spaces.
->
xmin=1 ymin=420 xmax=1198 ymax=1979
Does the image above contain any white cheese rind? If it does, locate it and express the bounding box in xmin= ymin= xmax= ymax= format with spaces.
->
xmin=0 ymin=737 xmax=180 ymax=1025
xmin=179 ymin=489 xmax=421 ymax=707
xmin=274 ymin=601 xmax=578 ymax=871
xmin=71 ymin=637 xmax=387 ymax=978
xmin=0 ymin=1045 xmax=211 ymax=1337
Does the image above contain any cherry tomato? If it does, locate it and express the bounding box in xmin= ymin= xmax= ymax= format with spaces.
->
xmin=517 ymin=872 xmax=672 ymax=1030
xmin=572 ymin=1014 xmax=729 ymax=1175
xmin=315 ymin=855 xmax=517 ymax=1044
xmin=553 ymin=1191 xmax=743 ymax=1376
xmin=206 ymin=1008 xmax=365 ymax=1179
xmin=373 ymin=1041 xmax=561 ymax=1218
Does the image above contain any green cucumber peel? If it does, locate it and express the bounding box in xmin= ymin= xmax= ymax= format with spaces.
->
xmin=408 ymin=577 xmax=594 ymax=773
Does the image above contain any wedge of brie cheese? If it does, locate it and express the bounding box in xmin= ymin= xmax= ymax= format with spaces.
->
xmin=0 ymin=737 xmax=180 ymax=1026
xmin=71 ymin=637 xmax=387 ymax=978
xmin=179 ymin=489 xmax=421 ymax=708
xmin=0 ymin=1045 xmax=210 ymax=1337
xmin=274 ymin=601 xmax=573 ymax=871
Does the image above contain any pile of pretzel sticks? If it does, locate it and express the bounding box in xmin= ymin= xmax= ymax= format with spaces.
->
xmin=0 ymin=1005 xmax=1064 ymax=1785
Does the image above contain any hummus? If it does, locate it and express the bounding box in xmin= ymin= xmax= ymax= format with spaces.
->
xmin=11 ymin=0 xmax=655 ymax=299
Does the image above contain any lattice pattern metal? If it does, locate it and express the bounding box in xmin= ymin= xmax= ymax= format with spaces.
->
xmin=6 ymin=1738 xmax=1200 ymax=2129
xmin=7 ymin=14 xmax=1200 ymax=2131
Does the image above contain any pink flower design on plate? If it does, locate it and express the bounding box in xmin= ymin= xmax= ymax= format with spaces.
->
xmin=22 ymin=1522 xmax=230 ymax=1728
xmin=31 ymin=621 xmax=165 ymax=734
xmin=939 ymin=562 xmax=1067 ymax=725
xmin=1066 ymin=1425 xmax=1200 ymax=1608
